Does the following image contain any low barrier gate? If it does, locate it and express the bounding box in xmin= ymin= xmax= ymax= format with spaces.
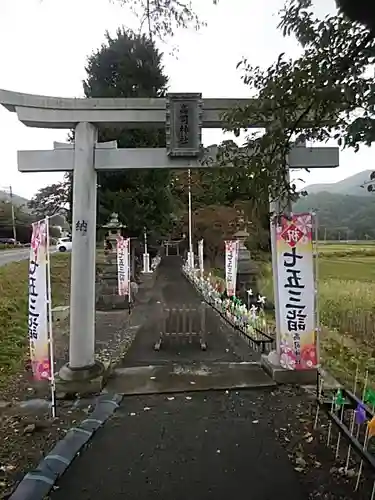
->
xmin=154 ymin=301 xmax=207 ymax=351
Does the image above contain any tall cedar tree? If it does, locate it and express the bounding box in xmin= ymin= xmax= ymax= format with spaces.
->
xmin=83 ymin=28 xmax=173 ymax=236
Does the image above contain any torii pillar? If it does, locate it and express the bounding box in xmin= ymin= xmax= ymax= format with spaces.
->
xmin=64 ymin=123 xmax=98 ymax=375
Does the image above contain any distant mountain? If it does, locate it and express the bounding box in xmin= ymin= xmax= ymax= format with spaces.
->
xmin=294 ymin=191 xmax=375 ymax=239
xmin=304 ymin=170 xmax=373 ymax=196
xmin=0 ymin=190 xmax=29 ymax=208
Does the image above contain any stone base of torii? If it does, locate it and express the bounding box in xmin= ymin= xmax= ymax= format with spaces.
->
xmin=0 ymin=89 xmax=340 ymax=392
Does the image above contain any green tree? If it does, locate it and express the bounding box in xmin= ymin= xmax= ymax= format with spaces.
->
xmin=336 ymin=0 xmax=375 ymax=31
xmin=171 ymin=165 xmax=270 ymax=252
xmin=0 ymin=201 xmax=36 ymax=243
xmin=83 ymin=28 xmax=175 ymax=236
xmin=28 ymin=179 xmax=70 ymax=219
xmin=113 ymin=0 xmax=218 ymax=41
xmin=215 ymin=0 xmax=375 ymax=206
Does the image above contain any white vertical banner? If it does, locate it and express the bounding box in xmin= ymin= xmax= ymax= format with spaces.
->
xmin=276 ymin=213 xmax=317 ymax=370
xmin=28 ymin=219 xmax=50 ymax=381
xmin=225 ymin=240 xmax=239 ymax=297
xmin=117 ymin=236 xmax=130 ymax=296
xmin=198 ymin=239 xmax=204 ymax=278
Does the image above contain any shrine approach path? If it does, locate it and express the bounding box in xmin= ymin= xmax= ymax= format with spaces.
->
xmin=49 ymin=256 xmax=305 ymax=500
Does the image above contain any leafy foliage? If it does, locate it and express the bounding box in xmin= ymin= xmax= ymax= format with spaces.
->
xmin=336 ymin=0 xmax=375 ymax=31
xmin=216 ymin=0 xmax=375 ymax=206
xmin=294 ymin=192 xmax=375 ymax=240
xmin=28 ymin=180 xmax=70 ymax=219
xmin=83 ymin=28 xmax=175 ymax=237
xmin=0 ymin=202 xmax=35 ymax=243
xmin=170 ymin=167 xmax=270 ymax=259
xmin=187 ymin=205 xmax=238 ymax=265
xmin=113 ymin=0 xmax=218 ymax=41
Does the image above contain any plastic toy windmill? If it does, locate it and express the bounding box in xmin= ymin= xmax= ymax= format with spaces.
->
xmin=257 ymin=295 xmax=266 ymax=308
xmin=250 ymin=304 xmax=257 ymax=320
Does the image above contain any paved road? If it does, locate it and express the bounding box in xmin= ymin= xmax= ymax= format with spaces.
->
xmin=0 ymin=248 xmax=30 ymax=267
xmin=0 ymin=247 xmax=59 ymax=267
xmin=49 ymin=257 xmax=305 ymax=500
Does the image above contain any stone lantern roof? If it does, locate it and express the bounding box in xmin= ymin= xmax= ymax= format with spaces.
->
xmin=103 ymin=212 xmax=125 ymax=230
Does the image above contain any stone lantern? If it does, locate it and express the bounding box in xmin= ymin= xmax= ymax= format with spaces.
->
xmin=96 ymin=213 xmax=129 ymax=311
xmin=233 ymin=224 xmax=259 ymax=305
xmin=102 ymin=212 xmax=125 ymax=266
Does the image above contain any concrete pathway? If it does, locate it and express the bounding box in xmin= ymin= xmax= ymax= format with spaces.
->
xmin=49 ymin=257 xmax=306 ymax=500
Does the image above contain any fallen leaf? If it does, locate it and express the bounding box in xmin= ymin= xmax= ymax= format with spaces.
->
xmin=0 ymin=465 xmax=15 ymax=472
xmin=295 ymin=456 xmax=307 ymax=468
xmin=23 ymin=424 xmax=36 ymax=434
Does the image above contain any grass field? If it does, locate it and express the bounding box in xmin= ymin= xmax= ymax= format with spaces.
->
xmin=0 ymin=254 xmax=71 ymax=392
xmin=259 ymin=241 xmax=375 ymax=389
xmin=316 ymin=243 xmax=375 ymax=388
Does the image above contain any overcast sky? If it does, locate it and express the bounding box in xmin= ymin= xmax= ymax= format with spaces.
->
xmin=0 ymin=0 xmax=373 ymax=199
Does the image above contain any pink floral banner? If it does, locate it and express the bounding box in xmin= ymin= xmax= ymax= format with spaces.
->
xmin=276 ymin=213 xmax=317 ymax=370
xmin=28 ymin=219 xmax=50 ymax=381
xmin=117 ymin=236 xmax=130 ymax=296
xmin=225 ymin=240 xmax=239 ymax=297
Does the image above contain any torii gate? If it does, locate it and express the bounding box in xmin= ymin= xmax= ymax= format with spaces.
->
xmin=0 ymin=89 xmax=339 ymax=386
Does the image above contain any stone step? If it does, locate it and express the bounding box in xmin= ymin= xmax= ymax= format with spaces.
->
xmin=108 ymin=361 xmax=276 ymax=395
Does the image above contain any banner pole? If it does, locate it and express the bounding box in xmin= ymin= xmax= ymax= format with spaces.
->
xmin=313 ymin=211 xmax=321 ymax=388
xmin=45 ymin=216 xmax=56 ymax=419
xmin=128 ymin=239 xmax=131 ymax=305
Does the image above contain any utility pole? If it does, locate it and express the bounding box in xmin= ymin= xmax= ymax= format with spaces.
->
xmin=187 ymin=169 xmax=194 ymax=268
xmin=9 ymin=186 xmax=17 ymax=242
